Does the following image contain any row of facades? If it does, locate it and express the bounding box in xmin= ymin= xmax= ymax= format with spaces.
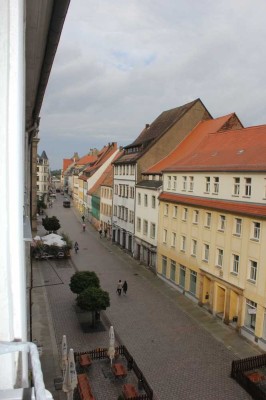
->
xmin=62 ymin=98 xmax=266 ymax=350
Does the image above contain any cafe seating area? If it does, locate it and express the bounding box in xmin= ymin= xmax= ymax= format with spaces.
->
xmin=74 ymin=345 xmax=153 ymax=400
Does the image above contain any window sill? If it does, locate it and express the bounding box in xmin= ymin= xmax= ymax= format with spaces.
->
xmin=233 ymin=233 xmax=241 ymax=237
xmin=250 ymin=238 xmax=259 ymax=242
xmin=212 ymin=192 xmax=218 ymax=195
xmin=247 ymin=279 xmax=256 ymax=284
xmin=232 ymin=194 xmax=239 ymax=198
xmin=242 ymin=195 xmax=251 ymax=199
xmin=217 ymin=229 xmax=225 ymax=233
xmin=202 ymin=259 xmax=209 ymax=263
xmin=192 ymin=222 xmax=198 ymax=225
xmin=180 ymin=249 xmax=185 ymax=253
xmin=230 ymin=271 xmax=238 ymax=276
xmin=215 ymin=264 xmax=222 ymax=269
xmin=191 ymin=254 xmax=196 ymax=258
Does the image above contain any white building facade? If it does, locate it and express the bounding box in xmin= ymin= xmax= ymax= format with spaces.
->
xmin=37 ymin=151 xmax=50 ymax=200
xmin=113 ymin=163 xmax=136 ymax=251
xmin=134 ymin=180 xmax=162 ymax=271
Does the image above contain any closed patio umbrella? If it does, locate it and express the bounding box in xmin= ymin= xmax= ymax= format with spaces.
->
xmin=107 ymin=325 xmax=115 ymax=365
xmin=61 ymin=335 xmax=68 ymax=375
xmin=62 ymin=348 xmax=78 ymax=400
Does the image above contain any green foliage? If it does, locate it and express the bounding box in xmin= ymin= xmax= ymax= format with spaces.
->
xmin=76 ymin=286 xmax=110 ymax=312
xmin=42 ymin=215 xmax=61 ymax=233
xmin=69 ymin=271 xmax=100 ymax=295
xmin=37 ymin=194 xmax=47 ymax=213
xmin=51 ymin=169 xmax=61 ymax=178
xmin=60 ymin=232 xmax=73 ymax=249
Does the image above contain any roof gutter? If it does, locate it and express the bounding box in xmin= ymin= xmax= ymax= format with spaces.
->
xmin=32 ymin=0 xmax=71 ymax=123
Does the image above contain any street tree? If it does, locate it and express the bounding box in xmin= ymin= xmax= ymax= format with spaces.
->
xmin=42 ymin=215 xmax=60 ymax=233
xmin=76 ymin=286 xmax=110 ymax=327
xmin=69 ymin=271 xmax=100 ymax=295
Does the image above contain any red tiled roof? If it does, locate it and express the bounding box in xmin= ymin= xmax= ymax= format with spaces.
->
xmin=159 ymin=192 xmax=266 ymax=218
xmin=88 ymin=150 xmax=123 ymax=194
xmin=76 ymin=154 xmax=97 ymax=166
xmin=78 ymin=174 xmax=88 ymax=182
xmin=145 ymin=114 xmax=240 ymax=174
xmin=84 ymin=143 xmax=117 ymax=174
xmin=164 ymin=124 xmax=266 ymax=172
xmin=63 ymin=159 xmax=73 ymax=172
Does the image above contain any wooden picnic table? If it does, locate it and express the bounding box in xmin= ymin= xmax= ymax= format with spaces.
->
xmin=112 ymin=363 xmax=127 ymax=378
xmin=122 ymin=383 xmax=138 ymax=399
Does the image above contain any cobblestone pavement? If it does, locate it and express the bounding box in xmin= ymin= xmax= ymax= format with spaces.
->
xmin=33 ymin=196 xmax=262 ymax=400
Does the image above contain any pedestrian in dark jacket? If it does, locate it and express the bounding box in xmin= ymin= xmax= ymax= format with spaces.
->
xmin=122 ymin=280 xmax=128 ymax=295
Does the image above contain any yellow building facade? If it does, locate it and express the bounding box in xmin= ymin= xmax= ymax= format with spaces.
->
xmin=155 ymin=122 xmax=266 ymax=350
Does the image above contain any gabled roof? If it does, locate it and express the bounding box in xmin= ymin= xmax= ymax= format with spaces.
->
xmin=115 ymin=99 xmax=211 ymax=164
xmin=76 ymin=154 xmax=97 ymax=166
xmin=159 ymin=193 xmax=266 ymax=218
xmin=78 ymin=174 xmax=88 ymax=182
xmin=63 ymin=158 xmax=73 ymax=172
xmin=84 ymin=143 xmax=117 ymax=175
xmin=88 ymin=149 xmax=123 ymax=194
xmin=88 ymin=164 xmax=113 ymax=195
xmin=145 ymin=113 xmax=242 ymax=174
xmin=165 ymin=124 xmax=266 ymax=172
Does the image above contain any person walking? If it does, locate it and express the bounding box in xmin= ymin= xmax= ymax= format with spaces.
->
xmin=81 ymin=215 xmax=85 ymax=222
xmin=74 ymin=241 xmax=79 ymax=254
xmin=122 ymin=280 xmax=128 ymax=295
xmin=99 ymin=227 xmax=102 ymax=238
xmin=82 ymin=223 xmax=86 ymax=232
xmin=116 ymin=280 xmax=123 ymax=296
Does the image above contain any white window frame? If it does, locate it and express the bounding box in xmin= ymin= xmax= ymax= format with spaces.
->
xmin=205 ymin=212 xmax=211 ymax=228
xmin=205 ymin=177 xmax=210 ymax=193
xmin=233 ymin=177 xmax=240 ymax=196
xmin=219 ymin=215 xmax=226 ymax=231
xmin=151 ymin=195 xmax=156 ymax=208
xmin=163 ymin=229 xmax=167 ymax=243
xmin=245 ymin=177 xmax=252 ymax=197
xmin=143 ymin=219 xmax=148 ymax=235
xmin=180 ymin=235 xmax=186 ymax=252
xmin=171 ymin=232 xmax=176 ymax=248
xmin=203 ymin=244 xmax=209 ymax=262
xmin=189 ymin=176 xmax=194 ymax=191
xmin=235 ymin=218 xmax=242 ymax=236
xmin=150 ymin=223 xmax=156 ymax=239
xmin=173 ymin=176 xmax=177 ymax=190
xmin=137 ymin=217 xmax=141 ymax=232
xmin=191 ymin=239 xmax=197 ymax=256
xmin=182 ymin=207 xmax=188 ymax=221
xmin=213 ymin=177 xmax=219 ymax=194
xmin=232 ymin=254 xmax=239 ymax=274
xmin=252 ymin=221 xmax=260 ymax=241
xmin=182 ymin=176 xmax=187 ymax=191
xmin=249 ymin=259 xmax=257 ymax=282
xmin=216 ymin=248 xmax=223 ymax=267
xmin=173 ymin=206 xmax=178 ymax=218
xmin=164 ymin=204 xmax=169 ymax=216
xmin=193 ymin=210 xmax=199 ymax=224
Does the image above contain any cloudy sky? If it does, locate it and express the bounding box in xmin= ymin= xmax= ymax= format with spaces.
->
xmin=40 ymin=0 xmax=266 ymax=170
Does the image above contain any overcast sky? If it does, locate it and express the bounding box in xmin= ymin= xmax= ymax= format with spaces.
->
xmin=40 ymin=0 xmax=266 ymax=170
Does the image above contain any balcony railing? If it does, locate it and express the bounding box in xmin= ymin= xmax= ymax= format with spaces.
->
xmin=0 ymin=341 xmax=52 ymax=400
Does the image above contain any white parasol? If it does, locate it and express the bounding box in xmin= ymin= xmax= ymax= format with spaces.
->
xmin=62 ymin=348 xmax=78 ymax=400
xmin=61 ymin=335 xmax=68 ymax=375
xmin=107 ymin=325 xmax=115 ymax=365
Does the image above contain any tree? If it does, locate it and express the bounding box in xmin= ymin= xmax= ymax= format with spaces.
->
xmin=69 ymin=271 xmax=100 ymax=295
xmin=42 ymin=215 xmax=60 ymax=233
xmin=37 ymin=194 xmax=47 ymax=213
xmin=76 ymin=286 xmax=110 ymax=326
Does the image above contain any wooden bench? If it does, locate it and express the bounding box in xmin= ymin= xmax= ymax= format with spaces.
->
xmin=77 ymin=374 xmax=95 ymax=400
xmin=79 ymin=354 xmax=92 ymax=368
xmin=122 ymin=383 xmax=138 ymax=399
